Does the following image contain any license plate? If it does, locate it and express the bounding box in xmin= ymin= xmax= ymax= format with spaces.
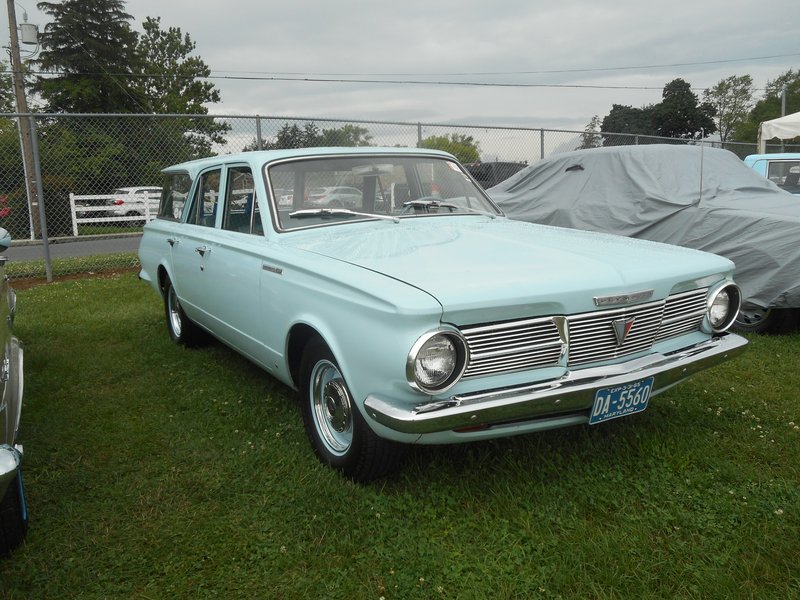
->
xmin=589 ymin=377 xmax=654 ymax=425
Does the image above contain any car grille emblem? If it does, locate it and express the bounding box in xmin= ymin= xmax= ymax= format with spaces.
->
xmin=612 ymin=317 xmax=636 ymax=346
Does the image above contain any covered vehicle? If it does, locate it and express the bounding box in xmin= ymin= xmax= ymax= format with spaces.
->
xmin=139 ymin=147 xmax=747 ymax=482
xmin=0 ymin=228 xmax=26 ymax=555
xmin=490 ymin=144 xmax=800 ymax=333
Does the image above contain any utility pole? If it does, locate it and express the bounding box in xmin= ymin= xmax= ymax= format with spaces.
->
xmin=5 ymin=0 xmax=41 ymax=238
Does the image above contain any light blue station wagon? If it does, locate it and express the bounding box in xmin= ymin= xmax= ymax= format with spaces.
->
xmin=138 ymin=147 xmax=748 ymax=481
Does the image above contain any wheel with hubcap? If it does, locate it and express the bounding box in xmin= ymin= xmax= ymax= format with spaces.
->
xmin=733 ymin=305 xmax=800 ymax=334
xmin=0 ymin=471 xmax=28 ymax=556
xmin=299 ymin=337 xmax=404 ymax=482
xmin=163 ymin=277 xmax=204 ymax=345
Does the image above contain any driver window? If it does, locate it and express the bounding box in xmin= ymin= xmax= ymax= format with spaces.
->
xmin=223 ymin=166 xmax=261 ymax=234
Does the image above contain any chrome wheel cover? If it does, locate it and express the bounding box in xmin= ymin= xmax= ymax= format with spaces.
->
xmin=736 ymin=305 xmax=770 ymax=327
xmin=310 ymin=359 xmax=353 ymax=456
xmin=167 ymin=286 xmax=182 ymax=338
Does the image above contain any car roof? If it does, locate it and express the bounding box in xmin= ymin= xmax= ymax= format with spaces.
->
xmin=744 ymin=153 xmax=800 ymax=164
xmin=161 ymin=147 xmax=456 ymax=176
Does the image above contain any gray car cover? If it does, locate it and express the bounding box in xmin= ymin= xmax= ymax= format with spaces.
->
xmin=489 ymin=144 xmax=800 ymax=310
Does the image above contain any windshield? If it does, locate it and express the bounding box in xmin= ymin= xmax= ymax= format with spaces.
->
xmin=266 ymin=154 xmax=501 ymax=230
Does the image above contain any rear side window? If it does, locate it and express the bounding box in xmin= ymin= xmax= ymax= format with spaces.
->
xmin=767 ymin=160 xmax=800 ymax=192
xmin=158 ymin=173 xmax=193 ymax=220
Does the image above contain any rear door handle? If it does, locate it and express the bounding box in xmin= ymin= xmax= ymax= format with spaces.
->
xmin=166 ymin=238 xmax=178 ymax=247
xmin=195 ymin=245 xmax=211 ymax=257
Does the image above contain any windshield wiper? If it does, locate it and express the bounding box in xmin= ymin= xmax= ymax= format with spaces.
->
xmin=288 ymin=208 xmax=399 ymax=223
xmin=402 ymin=199 xmax=497 ymax=218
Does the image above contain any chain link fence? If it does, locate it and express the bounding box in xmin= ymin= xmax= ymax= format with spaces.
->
xmin=0 ymin=112 xmax=768 ymax=280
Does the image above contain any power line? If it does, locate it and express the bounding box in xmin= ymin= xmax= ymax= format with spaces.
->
xmin=16 ymin=69 xmax=777 ymax=92
xmin=213 ymin=52 xmax=800 ymax=78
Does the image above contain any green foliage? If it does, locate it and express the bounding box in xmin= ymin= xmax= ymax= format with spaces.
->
xmin=734 ymin=69 xmax=800 ymax=144
xmin=34 ymin=0 xmax=147 ymax=113
xmin=135 ymin=17 xmax=229 ymax=155
xmin=419 ymin=133 xmax=480 ymax=163
xmin=1 ymin=273 xmax=799 ymax=597
xmin=702 ymin=75 xmax=755 ymax=143
xmin=244 ymin=122 xmax=373 ymax=151
xmin=577 ymin=115 xmax=602 ymax=149
xmin=601 ymin=79 xmax=717 ymax=142
xmin=0 ymin=61 xmax=15 ymax=113
xmin=600 ymin=103 xmax=656 ymax=137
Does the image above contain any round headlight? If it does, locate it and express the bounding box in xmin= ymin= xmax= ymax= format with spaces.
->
xmin=706 ymin=283 xmax=742 ymax=333
xmin=407 ymin=330 xmax=468 ymax=394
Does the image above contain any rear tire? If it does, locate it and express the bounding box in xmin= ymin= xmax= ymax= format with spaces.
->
xmin=163 ymin=277 xmax=204 ymax=346
xmin=299 ymin=337 xmax=405 ymax=482
xmin=0 ymin=472 xmax=28 ymax=556
xmin=733 ymin=306 xmax=800 ymax=334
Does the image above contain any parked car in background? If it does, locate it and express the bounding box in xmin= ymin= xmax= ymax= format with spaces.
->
xmin=0 ymin=228 xmax=26 ymax=555
xmin=139 ymin=147 xmax=747 ymax=481
xmin=305 ymin=186 xmax=363 ymax=208
xmin=465 ymin=161 xmax=528 ymax=188
xmin=744 ymin=153 xmax=800 ymax=194
xmin=490 ymin=144 xmax=800 ymax=334
xmin=106 ymin=186 xmax=162 ymax=218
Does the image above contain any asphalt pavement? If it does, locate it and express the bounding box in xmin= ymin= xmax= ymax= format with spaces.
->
xmin=7 ymin=234 xmax=142 ymax=261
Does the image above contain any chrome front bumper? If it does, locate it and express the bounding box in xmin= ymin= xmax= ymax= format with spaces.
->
xmin=364 ymin=334 xmax=748 ymax=435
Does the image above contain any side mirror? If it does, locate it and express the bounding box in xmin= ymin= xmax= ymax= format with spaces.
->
xmin=0 ymin=228 xmax=10 ymax=253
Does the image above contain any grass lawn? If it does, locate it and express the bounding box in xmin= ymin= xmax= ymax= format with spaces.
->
xmin=1 ymin=273 xmax=798 ymax=599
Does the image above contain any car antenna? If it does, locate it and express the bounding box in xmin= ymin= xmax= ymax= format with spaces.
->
xmin=698 ymin=130 xmax=704 ymax=204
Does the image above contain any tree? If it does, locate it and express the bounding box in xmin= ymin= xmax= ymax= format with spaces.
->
xmin=0 ymin=61 xmax=15 ymax=113
xmin=734 ymin=69 xmax=800 ymax=144
xmin=578 ymin=115 xmax=603 ymax=149
xmin=600 ymin=104 xmax=656 ymax=139
xmin=702 ymin=75 xmax=754 ymax=143
xmin=419 ymin=134 xmax=480 ymax=163
xmin=34 ymin=0 xmax=147 ymax=113
xmin=135 ymin=17 xmax=228 ymax=157
xmin=600 ymin=79 xmax=716 ymax=143
xmin=651 ymin=78 xmax=716 ymax=139
xmin=244 ymin=122 xmax=374 ymax=151
xmin=136 ymin=17 xmax=219 ymax=115
xmin=319 ymin=124 xmax=372 ymax=147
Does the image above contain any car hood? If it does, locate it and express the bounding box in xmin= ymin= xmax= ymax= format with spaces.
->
xmin=282 ymin=216 xmax=731 ymax=322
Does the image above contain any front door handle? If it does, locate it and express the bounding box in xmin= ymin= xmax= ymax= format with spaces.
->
xmin=195 ymin=245 xmax=211 ymax=257
xmin=167 ymin=237 xmax=178 ymax=247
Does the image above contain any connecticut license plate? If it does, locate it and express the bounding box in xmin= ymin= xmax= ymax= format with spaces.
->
xmin=589 ymin=377 xmax=654 ymax=425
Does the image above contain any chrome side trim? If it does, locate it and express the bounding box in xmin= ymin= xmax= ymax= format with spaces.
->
xmin=364 ymin=333 xmax=748 ymax=435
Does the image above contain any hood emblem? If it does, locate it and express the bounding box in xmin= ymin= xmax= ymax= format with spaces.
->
xmin=612 ymin=317 xmax=636 ymax=346
xmin=594 ymin=289 xmax=654 ymax=307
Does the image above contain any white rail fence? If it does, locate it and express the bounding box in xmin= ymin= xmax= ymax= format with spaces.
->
xmin=69 ymin=192 xmax=160 ymax=236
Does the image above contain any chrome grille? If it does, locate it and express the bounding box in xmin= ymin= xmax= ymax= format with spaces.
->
xmin=655 ymin=288 xmax=707 ymax=341
xmin=461 ymin=317 xmax=563 ymax=378
xmin=458 ymin=288 xmax=709 ymax=378
xmin=567 ymin=301 xmax=665 ymax=366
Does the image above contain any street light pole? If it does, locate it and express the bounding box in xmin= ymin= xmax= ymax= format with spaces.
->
xmin=5 ymin=0 xmax=41 ymax=239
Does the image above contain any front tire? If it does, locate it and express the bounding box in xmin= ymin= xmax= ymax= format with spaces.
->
xmin=733 ymin=305 xmax=800 ymax=334
xmin=0 ymin=472 xmax=28 ymax=556
xmin=299 ymin=338 xmax=405 ymax=482
xmin=163 ymin=278 xmax=204 ymax=346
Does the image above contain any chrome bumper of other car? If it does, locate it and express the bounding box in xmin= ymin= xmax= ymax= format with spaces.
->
xmin=364 ymin=333 xmax=748 ymax=435
xmin=0 ymin=444 xmax=22 ymax=497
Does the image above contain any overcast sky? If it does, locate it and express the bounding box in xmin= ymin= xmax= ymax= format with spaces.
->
xmin=5 ymin=0 xmax=799 ymax=132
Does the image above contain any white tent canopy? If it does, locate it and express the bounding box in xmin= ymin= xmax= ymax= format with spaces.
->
xmin=758 ymin=111 xmax=800 ymax=152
